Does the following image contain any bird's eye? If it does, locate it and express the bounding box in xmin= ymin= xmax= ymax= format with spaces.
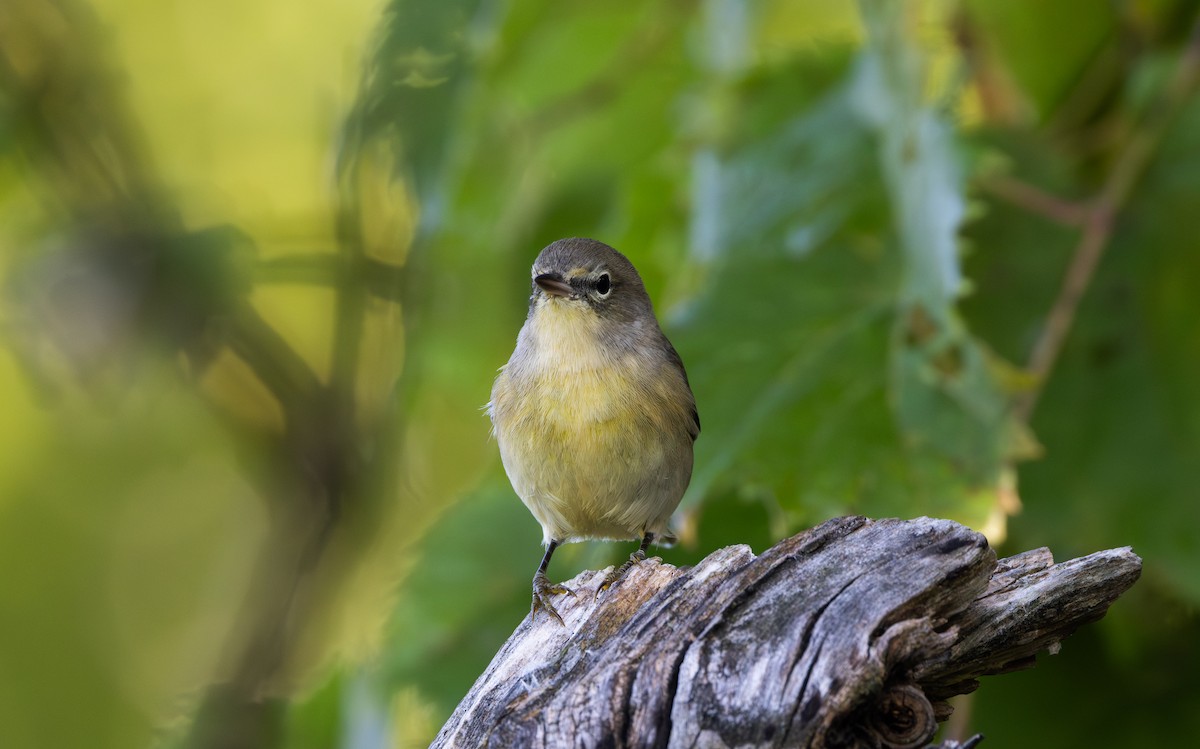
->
xmin=595 ymin=273 xmax=611 ymax=296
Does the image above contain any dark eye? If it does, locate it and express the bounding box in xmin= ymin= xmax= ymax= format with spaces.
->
xmin=595 ymin=273 xmax=611 ymax=296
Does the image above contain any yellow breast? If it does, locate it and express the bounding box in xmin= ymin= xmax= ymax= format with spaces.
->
xmin=489 ymin=296 xmax=693 ymax=542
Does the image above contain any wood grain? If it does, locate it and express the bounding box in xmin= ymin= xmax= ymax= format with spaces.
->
xmin=434 ymin=516 xmax=1141 ymax=749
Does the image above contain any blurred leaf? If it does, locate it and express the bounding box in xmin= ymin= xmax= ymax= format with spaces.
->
xmin=964 ymin=0 xmax=1118 ymax=120
xmin=342 ymin=0 xmax=486 ymax=203
xmin=676 ymin=44 xmax=1012 ymax=530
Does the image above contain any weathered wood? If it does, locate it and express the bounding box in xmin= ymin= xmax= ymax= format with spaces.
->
xmin=434 ymin=516 xmax=1141 ymax=749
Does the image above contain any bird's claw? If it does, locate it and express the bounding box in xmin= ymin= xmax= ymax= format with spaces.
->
xmin=531 ymin=571 xmax=574 ymax=626
xmin=594 ymin=549 xmax=647 ymax=600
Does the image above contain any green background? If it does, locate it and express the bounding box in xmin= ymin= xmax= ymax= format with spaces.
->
xmin=1 ymin=0 xmax=1197 ymax=746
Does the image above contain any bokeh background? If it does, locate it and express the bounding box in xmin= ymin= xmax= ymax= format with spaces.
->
xmin=1 ymin=0 xmax=1198 ymax=747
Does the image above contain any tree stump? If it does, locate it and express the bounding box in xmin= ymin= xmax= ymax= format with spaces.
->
xmin=433 ymin=516 xmax=1141 ymax=748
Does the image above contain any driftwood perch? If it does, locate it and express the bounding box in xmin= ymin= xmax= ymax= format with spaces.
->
xmin=434 ymin=516 xmax=1141 ymax=748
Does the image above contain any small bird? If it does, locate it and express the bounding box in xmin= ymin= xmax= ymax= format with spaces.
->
xmin=489 ymin=238 xmax=700 ymax=624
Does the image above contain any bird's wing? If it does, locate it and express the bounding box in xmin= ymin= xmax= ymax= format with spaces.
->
xmin=664 ymin=339 xmax=701 ymax=441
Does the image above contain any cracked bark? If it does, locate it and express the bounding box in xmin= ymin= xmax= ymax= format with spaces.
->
xmin=433 ymin=516 xmax=1141 ymax=749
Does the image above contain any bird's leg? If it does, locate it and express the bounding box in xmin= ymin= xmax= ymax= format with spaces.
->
xmin=596 ymin=531 xmax=655 ymax=598
xmin=531 ymin=540 xmax=575 ymax=625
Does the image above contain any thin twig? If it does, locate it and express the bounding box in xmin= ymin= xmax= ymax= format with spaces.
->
xmin=976 ymin=175 xmax=1091 ymax=228
xmin=1015 ymin=16 xmax=1200 ymax=422
xmin=1015 ymin=205 xmax=1111 ymax=422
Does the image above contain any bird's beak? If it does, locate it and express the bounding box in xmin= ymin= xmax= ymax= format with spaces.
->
xmin=535 ymin=273 xmax=573 ymax=298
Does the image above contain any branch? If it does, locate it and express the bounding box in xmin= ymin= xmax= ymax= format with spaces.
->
xmin=434 ymin=516 xmax=1140 ymax=749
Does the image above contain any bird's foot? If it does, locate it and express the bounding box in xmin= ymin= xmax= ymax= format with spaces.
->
xmin=595 ymin=548 xmax=647 ymax=599
xmin=531 ymin=571 xmax=575 ymax=626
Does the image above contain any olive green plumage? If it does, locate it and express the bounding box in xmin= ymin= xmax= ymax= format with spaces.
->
xmin=489 ymin=238 xmax=699 ymax=623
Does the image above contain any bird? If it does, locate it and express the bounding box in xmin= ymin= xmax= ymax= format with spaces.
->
xmin=488 ymin=237 xmax=700 ymax=624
